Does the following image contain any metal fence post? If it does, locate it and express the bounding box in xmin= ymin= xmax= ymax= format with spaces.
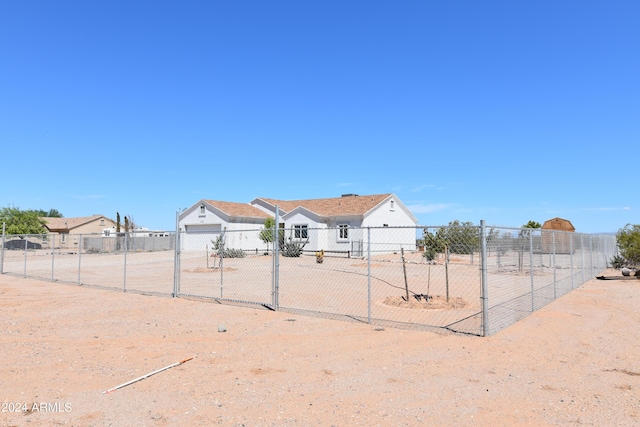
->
xmin=529 ymin=230 xmax=534 ymax=312
xmin=273 ymin=205 xmax=280 ymax=310
xmin=220 ymin=230 xmax=225 ymax=299
xmin=173 ymin=210 xmax=181 ymax=297
xmin=552 ymin=231 xmax=557 ymax=300
xmin=570 ymin=234 xmax=574 ymax=290
xmin=123 ymin=232 xmax=128 ymax=292
xmin=367 ymin=226 xmax=372 ymax=324
xmin=480 ymin=220 xmax=489 ymax=336
xmin=0 ymin=223 xmax=4 ymax=274
xmin=24 ymin=237 xmax=28 ymax=277
xmin=589 ymin=235 xmax=595 ymax=278
xmin=51 ymin=234 xmax=55 ymax=282
xmin=78 ymin=235 xmax=83 ymax=285
xmin=581 ymin=234 xmax=585 ymax=285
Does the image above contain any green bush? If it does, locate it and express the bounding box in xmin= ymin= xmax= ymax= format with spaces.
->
xmin=422 ymin=247 xmax=437 ymax=261
xmin=616 ymin=224 xmax=640 ymax=266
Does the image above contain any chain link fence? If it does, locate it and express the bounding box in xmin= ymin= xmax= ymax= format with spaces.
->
xmin=1 ymin=223 xmax=617 ymax=336
xmin=0 ymin=231 xmax=176 ymax=296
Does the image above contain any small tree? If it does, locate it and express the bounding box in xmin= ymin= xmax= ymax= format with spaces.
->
xmin=442 ymin=220 xmax=480 ymax=254
xmin=259 ymin=217 xmax=276 ymax=246
xmin=259 ymin=217 xmax=284 ymax=252
xmin=616 ymin=224 xmax=640 ymax=266
xmin=523 ymin=220 xmax=541 ymax=229
xmin=125 ymin=215 xmax=137 ymax=231
xmin=421 ymin=228 xmax=445 ymax=261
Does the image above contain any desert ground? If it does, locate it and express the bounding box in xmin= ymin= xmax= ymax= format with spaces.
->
xmin=0 ymin=269 xmax=638 ymax=426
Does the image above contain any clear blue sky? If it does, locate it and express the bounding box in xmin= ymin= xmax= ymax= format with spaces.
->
xmin=2 ymin=1 xmax=638 ymax=233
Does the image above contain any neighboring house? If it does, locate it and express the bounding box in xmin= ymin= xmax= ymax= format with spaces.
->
xmin=178 ymin=194 xmax=418 ymax=255
xmin=42 ymin=215 xmax=117 ymax=249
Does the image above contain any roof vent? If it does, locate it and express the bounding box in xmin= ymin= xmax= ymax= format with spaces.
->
xmin=341 ymin=193 xmax=358 ymax=197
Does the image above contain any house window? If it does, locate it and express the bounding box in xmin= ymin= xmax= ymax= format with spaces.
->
xmin=390 ymin=200 xmax=395 ymax=211
xmin=100 ymin=219 xmax=105 ymax=226
xmin=199 ymin=205 xmax=206 ymax=216
xmin=338 ymin=224 xmax=349 ymax=240
xmin=294 ymin=225 xmax=308 ymax=239
xmin=61 ymin=234 xmax=67 ymax=243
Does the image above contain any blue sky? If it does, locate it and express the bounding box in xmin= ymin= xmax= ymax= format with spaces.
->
xmin=1 ymin=1 xmax=638 ymax=233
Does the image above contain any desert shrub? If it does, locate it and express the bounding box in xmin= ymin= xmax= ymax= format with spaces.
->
xmin=422 ymin=247 xmax=437 ymax=261
xmin=616 ymin=224 xmax=640 ymax=266
xmin=218 ymin=248 xmax=245 ymax=258
xmin=212 ymin=235 xmax=245 ymax=258
xmin=610 ymin=254 xmax=626 ymax=269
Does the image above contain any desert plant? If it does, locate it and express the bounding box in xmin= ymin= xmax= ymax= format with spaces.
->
xmin=610 ymin=254 xmax=626 ymax=269
xmin=279 ymin=225 xmax=309 ymax=257
xmin=282 ymin=241 xmax=305 ymax=257
xmin=212 ymin=235 xmax=245 ymax=258
xmin=616 ymin=224 xmax=640 ymax=266
xmin=422 ymin=247 xmax=437 ymax=261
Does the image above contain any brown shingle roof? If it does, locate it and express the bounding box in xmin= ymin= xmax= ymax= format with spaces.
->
xmin=41 ymin=215 xmax=113 ymax=231
xmin=256 ymin=194 xmax=391 ymax=217
xmin=204 ymin=200 xmax=270 ymax=219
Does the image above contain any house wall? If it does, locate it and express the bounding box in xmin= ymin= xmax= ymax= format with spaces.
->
xmin=361 ymin=198 xmax=417 ymax=228
xmin=282 ymin=212 xmax=327 ymax=253
xmin=362 ymin=199 xmax=417 ymax=254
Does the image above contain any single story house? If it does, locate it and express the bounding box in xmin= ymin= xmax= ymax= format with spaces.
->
xmin=178 ymin=194 xmax=418 ymax=255
xmin=178 ymin=200 xmax=272 ymax=251
xmin=42 ymin=215 xmax=117 ymax=249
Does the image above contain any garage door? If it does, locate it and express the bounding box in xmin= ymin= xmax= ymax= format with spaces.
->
xmin=182 ymin=224 xmax=222 ymax=250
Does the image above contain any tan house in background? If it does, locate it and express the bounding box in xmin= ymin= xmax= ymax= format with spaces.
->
xmin=41 ymin=215 xmax=116 ymax=249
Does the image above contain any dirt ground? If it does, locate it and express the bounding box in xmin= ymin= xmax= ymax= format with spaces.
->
xmin=0 ymin=269 xmax=638 ymax=426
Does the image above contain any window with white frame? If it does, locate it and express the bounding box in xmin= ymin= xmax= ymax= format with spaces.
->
xmin=390 ymin=200 xmax=395 ymax=211
xmin=199 ymin=205 xmax=206 ymax=216
xmin=338 ymin=224 xmax=349 ymax=240
xmin=293 ymin=224 xmax=308 ymax=239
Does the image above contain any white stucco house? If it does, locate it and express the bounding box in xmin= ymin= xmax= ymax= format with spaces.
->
xmin=178 ymin=194 xmax=418 ymax=255
xmin=178 ymin=200 xmax=272 ymax=251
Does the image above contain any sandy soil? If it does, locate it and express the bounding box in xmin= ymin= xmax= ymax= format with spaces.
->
xmin=0 ymin=269 xmax=638 ymax=426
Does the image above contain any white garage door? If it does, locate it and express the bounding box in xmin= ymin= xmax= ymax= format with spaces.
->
xmin=182 ymin=224 xmax=222 ymax=250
